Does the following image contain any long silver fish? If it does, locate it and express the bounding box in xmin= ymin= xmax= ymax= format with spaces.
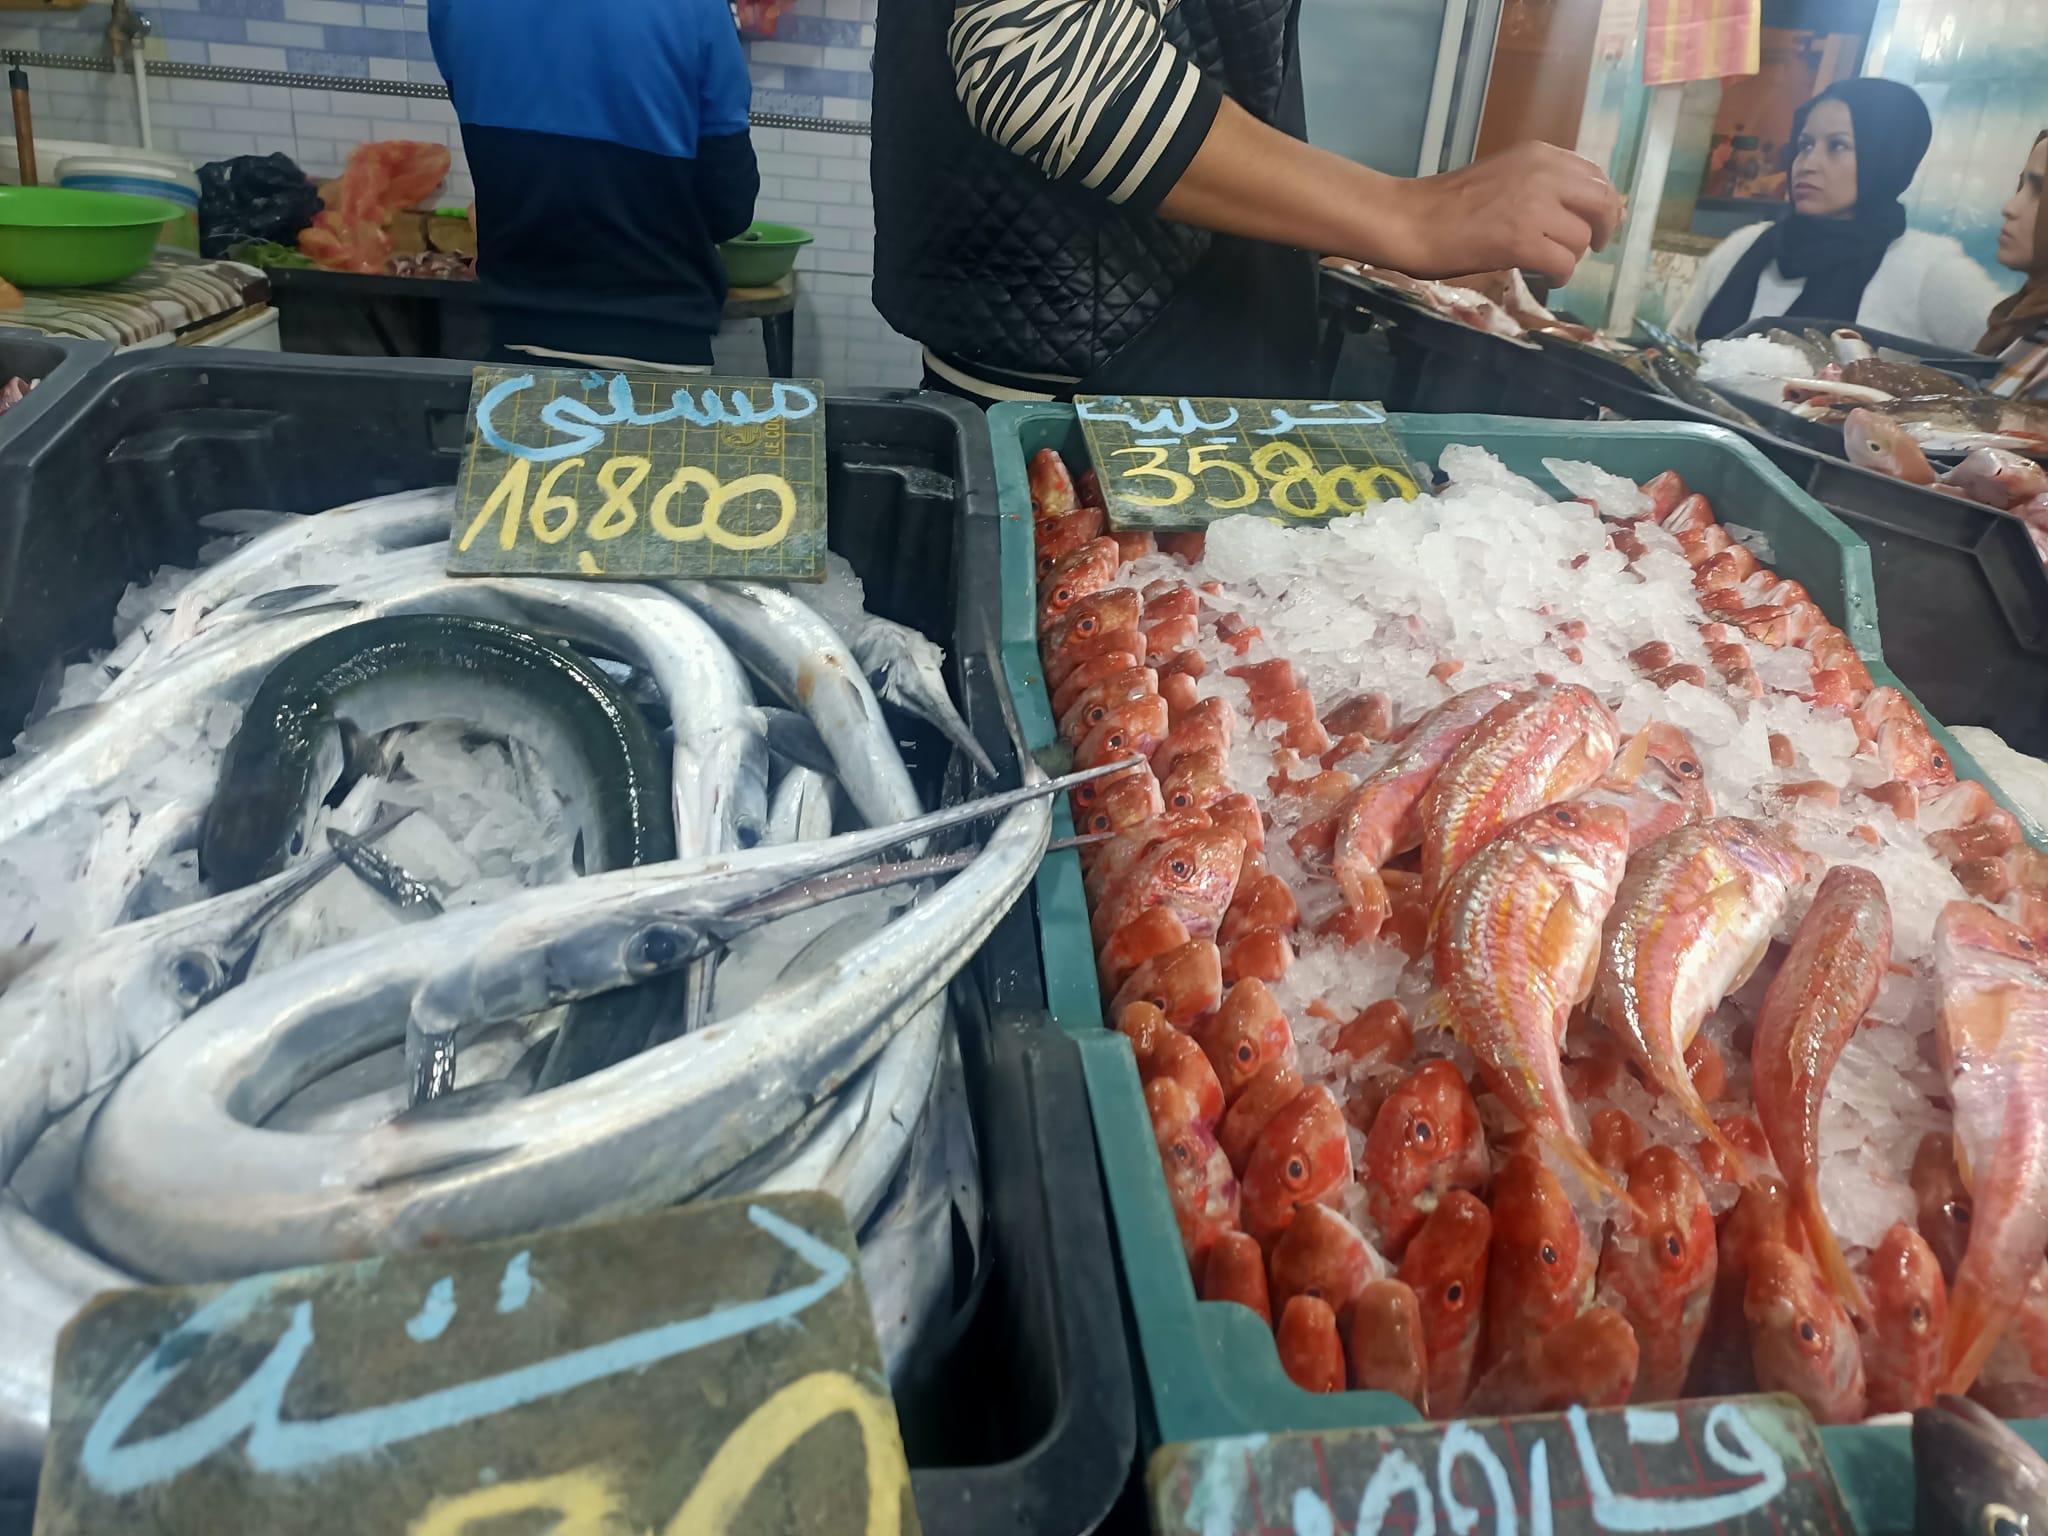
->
xmin=75 ymin=785 xmax=1057 ymax=1278
xmin=766 ymin=766 xmax=836 ymax=846
xmin=846 ymin=615 xmax=998 ymax=782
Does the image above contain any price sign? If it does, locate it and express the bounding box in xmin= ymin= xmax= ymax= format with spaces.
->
xmin=1149 ymin=1395 xmax=1852 ymax=1536
xmin=1075 ymin=394 xmax=1422 ymax=533
xmin=448 ymin=366 xmax=828 ymax=581
xmin=34 ymin=1193 xmax=918 ymax=1536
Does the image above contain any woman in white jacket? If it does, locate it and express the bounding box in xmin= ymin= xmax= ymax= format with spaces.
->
xmin=1675 ymin=78 xmax=2003 ymax=351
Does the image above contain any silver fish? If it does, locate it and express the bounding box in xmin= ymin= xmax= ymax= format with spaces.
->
xmin=846 ymin=615 xmax=998 ymax=782
xmin=75 ymin=785 xmax=1057 ymax=1278
xmin=766 ymin=766 xmax=836 ymax=846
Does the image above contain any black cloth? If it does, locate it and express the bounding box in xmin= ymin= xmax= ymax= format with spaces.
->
xmin=1698 ymin=78 xmax=1932 ymax=342
xmin=874 ymin=0 xmax=1319 ymax=394
xmin=459 ymin=124 xmax=758 ymax=367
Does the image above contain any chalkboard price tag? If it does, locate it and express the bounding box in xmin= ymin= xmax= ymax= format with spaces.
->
xmin=34 ymin=1193 xmax=919 ymax=1536
xmin=1075 ymin=394 xmax=1422 ymax=533
xmin=1150 ymin=1395 xmax=1852 ymax=1536
xmin=448 ymin=366 xmax=828 ymax=581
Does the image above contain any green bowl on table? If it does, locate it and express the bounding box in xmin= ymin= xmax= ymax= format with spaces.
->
xmin=720 ymin=221 xmax=813 ymax=287
xmin=0 ymin=185 xmax=181 ymax=287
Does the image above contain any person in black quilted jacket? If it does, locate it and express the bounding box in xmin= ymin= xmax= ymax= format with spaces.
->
xmin=873 ymin=0 xmax=1622 ymax=403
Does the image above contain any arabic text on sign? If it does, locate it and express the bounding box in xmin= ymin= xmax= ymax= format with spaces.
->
xmin=476 ymin=372 xmax=822 ymax=464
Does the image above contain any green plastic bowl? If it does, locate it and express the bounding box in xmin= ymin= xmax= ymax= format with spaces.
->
xmin=0 ymin=185 xmax=181 ymax=287
xmin=720 ymin=220 xmax=813 ymax=287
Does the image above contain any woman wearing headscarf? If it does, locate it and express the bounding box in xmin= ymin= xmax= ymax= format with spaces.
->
xmin=1981 ymin=132 xmax=2048 ymax=398
xmin=1674 ymin=78 xmax=2004 ymax=349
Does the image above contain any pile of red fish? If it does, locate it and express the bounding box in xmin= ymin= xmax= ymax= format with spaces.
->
xmin=1028 ymin=444 xmax=2048 ymax=1425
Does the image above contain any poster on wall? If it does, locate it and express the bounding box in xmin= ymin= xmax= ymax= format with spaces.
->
xmin=1644 ymin=0 xmax=1762 ymax=84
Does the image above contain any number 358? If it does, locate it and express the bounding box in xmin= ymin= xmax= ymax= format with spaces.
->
xmin=1111 ymin=442 xmax=1417 ymax=518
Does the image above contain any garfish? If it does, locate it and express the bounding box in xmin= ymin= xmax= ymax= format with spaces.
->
xmin=68 ymin=773 xmax=1086 ymax=1278
xmin=1752 ymin=864 xmax=1891 ymax=1313
xmin=1328 ymin=683 xmax=1518 ymax=924
xmin=1579 ymin=723 xmax=1713 ymax=850
xmin=1276 ymin=1295 xmax=1346 ymax=1393
xmin=1591 ymin=817 xmax=1808 ymax=1165
xmin=1595 ymin=1144 xmax=1717 ymax=1402
xmin=1268 ymin=1202 xmax=1385 ymax=1317
xmin=1862 ymin=1222 xmax=1948 ymax=1414
xmin=1418 ymin=684 xmax=1619 ymax=907
xmin=1746 ymin=1241 xmax=1867 ymax=1424
xmin=1347 ymin=1279 xmax=1429 ymax=1413
xmin=765 ymin=765 xmax=835 ymax=847
xmin=1240 ymin=1084 xmax=1350 ymax=1247
xmin=1149 ymin=1077 xmax=1240 ymax=1275
xmin=1914 ymin=1394 xmax=2048 ymax=1536
xmin=841 ymin=611 xmax=998 ymax=781
xmin=1932 ymin=901 xmax=2048 ymax=1394
xmin=1914 ymin=1131 xmax=1973 ymax=1283
xmin=1361 ymin=1059 xmax=1488 ymax=1259
xmin=1399 ymin=1189 xmax=1490 ymax=1418
xmin=1201 ymin=1230 xmax=1271 ymax=1323
xmin=1484 ymin=1152 xmax=1595 ymax=1370
xmin=1465 ymin=1306 xmax=1640 ymax=1415
xmin=1432 ymin=800 xmax=1633 ymax=1200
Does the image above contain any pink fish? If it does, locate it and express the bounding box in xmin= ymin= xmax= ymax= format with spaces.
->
xmin=1579 ymin=723 xmax=1714 ymax=850
xmin=1147 ymin=1077 xmax=1239 ymax=1277
xmin=1484 ymin=1152 xmax=1595 ymax=1371
xmin=1746 ymin=1241 xmax=1867 ymax=1424
xmin=1268 ymin=1202 xmax=1386 ymax=1318
xmin=1240 ymin=1085 xmax=1352 ymax=1248
xmin=1361 ymin=1059 xmax=1490 ymax=1260
xmin=1861 ymin=1222 xmax=1947 ymax=1414
xmin=1399 ymin=1190 xmax=1491 ymax=1418
xmin=1348 ymin=1279 xmax=1430 ymax=1411
xmin=1595 ymin=1144 xmax=1717 ymax=1402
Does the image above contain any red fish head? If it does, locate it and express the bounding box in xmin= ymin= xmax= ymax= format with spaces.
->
xmin=1193 ymin=979 xmax=1297 ymax=1099
xmin=1051 ymin=648 xmax=1142 ymax=719
xmin=1488 ymin=1153 xmax=1589 ymax=1331
xmin=1153 ymin=696 xmax=1235 ymax=778
xmin=1863 ymin=1222 xmax=1947 ymax=1413
xmin=1110 ymin=940 xmax=1224 ymax=1028
xmin=1036 ymin=505 xmax=1108 ymax=577
xmin=1029 ymin=447 xmax=1079 ymax=518
xmin=1045 ymin=582 xmax=1142 ymax=656
xmin=1911 ymin=1131 xmax=1970 ymax=1284
xmin=1200 ymin=1230 xmax=1272 ymax=1324
xmin=1517 ymin=799 xmax=1632 ymax=891
xmin=1044 ymin=626 xmax=1142 ymax=694
xmin=1877 ymin=715 xmax=1958 ymax=791
xmin=1599 ymin=723 xmax=1714 ymax=845
xmin=1268 ymin=1202 xmax=1382 ymax=1317
xmin=1844 ymin=408 xmax=1938 ymax=486
xmin=1619 ymin=1143 xmax=1717 ymax=1293
xmin=1275 ymin=1295 xmax=1347 ymax=1394
xmin=1744 ymin=1241 xmax=1866 ymax=1423
xmin=1363 ymin=1059 xmax=1489 ymax=1259
xmin=1161 ymin=746 xmax=1231 ymax=813
xmin=1075 ymin=695 xmax=1170 ymax=774
xmin=1147 ymin=1077 xmax=1239 ymax=1274
xmin=1398 ymin=1189 xmax=1491 ymax=1417
xmin=1346 ymin=1279 xmax=1429 ymax=1412
xmin=1037 ymin=540 xmax=1122 ymax=632
xmin=1220 ymin=1061 xmax=1306 ymax=1172
xmin=1058 ymin=665 xmax=1159 ymax=743
xmin=1241 ymin=1085 xmax=1352 ymax=1246
xmin=1099 ymin=826 xmax=1247 ymax=941
xmin=1333 ymin=999 xmax=1415 ymax=1068
xmin=1075 ymin=767 xmax=1165 ymax=840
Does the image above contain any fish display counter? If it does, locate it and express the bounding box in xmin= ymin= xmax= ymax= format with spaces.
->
xmin=1320 ymin=262 xmax=2048 ymax=761
xmin=0 ymin=351 xmax=1134 ymax=1536
xmin=990 ymin=400 xmax=2048 ymax=1534
xmin=0 ymin=332 xmax=105 ymax=447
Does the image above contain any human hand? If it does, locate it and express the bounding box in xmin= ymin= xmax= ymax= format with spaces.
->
xmin=1375 ymin=142 xmax=1624 ymax=285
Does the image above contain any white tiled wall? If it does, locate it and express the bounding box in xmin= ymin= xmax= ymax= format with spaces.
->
xmin=0 ymin=0 xmax=917 ymax=386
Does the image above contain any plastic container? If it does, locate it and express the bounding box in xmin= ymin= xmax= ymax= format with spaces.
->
xmin=986 ymin=401 xmax=2048 ymax=1536
xmin=0 ymin=354 xmax=1135 ymax=1536
xmin=57 ymin=150 xmax=201 ymax=254
xmin=0 ymin=139 xmax=125 ymax=189
xmin=0 ymin=331 xmax=109 ymax=447
xmin=720 ymin=220 xmax=814 ymax=287
xmin=0 ymin=186 xmax=181 ymax=287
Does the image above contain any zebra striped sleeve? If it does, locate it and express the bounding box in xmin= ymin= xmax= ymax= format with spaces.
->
xmin=948 ymin=0 xmax=1222 ymax=209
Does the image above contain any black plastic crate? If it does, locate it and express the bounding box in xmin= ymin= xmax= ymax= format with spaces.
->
xmin=0 ymin=351 xmax=1134 ymax=1536
xmin=0 ymin=332 xmax=109 ymax=449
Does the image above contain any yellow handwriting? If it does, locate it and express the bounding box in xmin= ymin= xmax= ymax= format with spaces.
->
xmin=1103 ymin=441 xmax=1419 ymax=519
xmin=463 ymin=455 xmax=801 ymax=556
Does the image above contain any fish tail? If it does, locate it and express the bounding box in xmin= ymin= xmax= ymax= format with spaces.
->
xmin=1942 ymin=1282 xmax=2011 ymax=1396
xmin=1552 ymin=1128 xmax=1644 ymax=1220
xmin=1799 ymin=1182 xmax=1870 ymax=1319
xmin=1677 ymin=1081 xmax=1752 ymax=1183
xmin=1337 ymin=863 xmax=1392 ymax=935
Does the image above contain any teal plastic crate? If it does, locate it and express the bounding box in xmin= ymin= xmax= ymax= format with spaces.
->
xmin=990 ymin=402 xmax=2048 ymax=1536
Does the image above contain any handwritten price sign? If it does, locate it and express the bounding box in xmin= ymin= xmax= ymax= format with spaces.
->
xmin=34 ymin=1194 xmax=918 ymax=1536
xmin=1149 ymin=1395 xmax=1851 ymax=1536
xmin=1076 ymin=394 xmax=1422 ymax=533
xmin=447 ymin=367 xmax=828 ymax=582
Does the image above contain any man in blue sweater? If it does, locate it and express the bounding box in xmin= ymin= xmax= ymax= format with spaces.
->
xmin=429 ymin=0 xmax=759 ymax=369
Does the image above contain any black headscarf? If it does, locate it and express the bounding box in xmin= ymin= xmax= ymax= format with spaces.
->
xmin=1697 ymin=78 xmax=1935 ymax=341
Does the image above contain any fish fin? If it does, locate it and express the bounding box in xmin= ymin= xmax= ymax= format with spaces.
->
xmin=1418 ymin=989 xmax=1456 ymax=1040
xmin=1799 ymin=1182 xmax=1870 ymax=1320
xmin=754 ymin=707 xmax=838 ymax=775
xmin=1550 ymin=1128 xmax=1643 ymax=1219
xmin=1677 ymin=1081 xmax=1752 ymax=1184
xmin=1608 ymin=728 xmax=1655 ymax=788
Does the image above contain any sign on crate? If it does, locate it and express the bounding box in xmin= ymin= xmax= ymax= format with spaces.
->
xmin=1148 ymin=1394 xmax=1851 ymax=1536
xmin=448 ymin=366 xmax=828 ymax=581
xmin=34 ymin=1193 xmax=919 ymax=1536
xmin=1075 ymin=394 xmax=1421 ymax=532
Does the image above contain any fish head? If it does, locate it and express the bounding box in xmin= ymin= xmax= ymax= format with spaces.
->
xmin=1745 ymin=1241 xmax=1863 ymax=1418
xmin=1915 ymin=1394 xmax=2048 ymax=1536
xmin=1195 ymin=979 xmax=1295 ymax=1098
xmin=1912 ymin=1132 xmax=1971 ymax=1283
xmin=1241 ymin=1085 xmax=1351 ymax=1244
xmin=1077 ymin=766 xmax=1165 ymax=839
xmin=1113 ymin=939 xmax=1224 ymax=1025
xmin=1130 ymin=827 xmax=1247 ymax=922
xmin=1363 ymin=1059 xmax=1488 ymax=1255
xmin=1620 ymin=1143 xmax=1717 ymax=1296
xmin=1845 ymin=408 xmax=1939 ymax=486
xmin=1934 ymin=901 xmax=2048 ymax=1065
xmin=1161 ymin=746 xmax=1231 ymax=813
xmin=1490 ymin=1152 xmax=1588 ymax=1317
xmin=1029 ymin=447 xmax=1079 ymax=518
xmin=1613 ymin=722 xmax=1715 ymax=837
xmin=1075 ymin=695 xmax=1170 ymax=774
xmin=1269 ymin=1201 xmax=1380 ymax=1315
xmin=1515 ymin=799 xmax=1632 ymax=895
xmin=1878 ymin=713 xmax=1959 ymax=791
xmin=1869 ymin=1221 xmax=1947 ymax=1351
xmin=1045 ymin=580 xmax=1140 ymax=653
xmin=1399 ymin=1188 xmax=1491 ymax=1357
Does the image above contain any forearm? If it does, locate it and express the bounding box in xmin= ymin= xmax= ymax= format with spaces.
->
xmin=1156 ymin=96 xmax=1409 ymax=263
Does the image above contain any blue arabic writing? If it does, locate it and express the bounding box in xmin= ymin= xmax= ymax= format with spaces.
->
xmin=78 ymin=1205 xmax=849 ymax=1496
xmin=476 ymin=372 xmax=820 ymax=463
xmin=1253 ymin=402 xmax=1388 ymax=436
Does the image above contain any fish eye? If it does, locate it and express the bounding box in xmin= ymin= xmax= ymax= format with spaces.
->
xmin=1236 ymin=1042 xmax=1257 ymax=1064
xmin=627 ymin=924 xmax=687 ymax=976
xmin=1088 ymin=706 xmax=1106 ymax=725
xmin=1170 ymin=858 xmax=1193 ymax=879
xmin=1677 ymin=759 xmax=1699 ymax=776
xmin=1172 ymin=1139 xmax=1193 ymax=1164
xmin=1147 ymin=995 xmax=1167 ymax=1011
xmin=1910 ymin=1303 xmax=1927 ymax=1330
xmin=1285 ymin=1155 xmax=1308 ymax=1185
xmin=1056 ymin=586 xmax=1074 ymax=605
xmin=1444 ymin=1281 xmax=1465 ymax=1307
xmin=2020 ymin=936 xmax=2038 ymax=953
xmin=1798 ymin=1319 xmax=1819 ymax=1345
xmin=1172 ymin=791 xmax=1193 ymax=808
xmin=1077 ymin=615 xmax=1097 ymax=635
xmin=1866 ymin=439 xmax=1883 ymax=454
xmin=1665 ymin=1233 xmax=1684 ymax=1261
xmin=1950 ymin=1200 xmax=1973 ymax=1226
xmin=1090 ymin=813 xmax=1111 ymax=833
xmin=1038 ymin=555 xmax=1054 ymax=576
xmin=168 ymin=950 xmax=224 ymax=1008
xmin=1540 ymin=1243 xmax=1559 ymax=1266
xmin=1411 ymin=1118 xmax=1434 ymax=1147
xmin=1552 ymin=807 xmax=1578 ymax=828
xmin=1984 ymin=1502 xmax=2026 ymax=1536
xmin=1106 ymin=731 xmax=1126 ymax=749
xmin=1933 ymin=751 xmax=1949 ymax=771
